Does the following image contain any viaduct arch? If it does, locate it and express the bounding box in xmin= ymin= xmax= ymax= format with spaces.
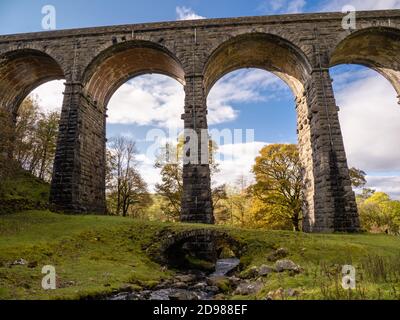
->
xmin=1 ymin=10 xmax=400 ymax=232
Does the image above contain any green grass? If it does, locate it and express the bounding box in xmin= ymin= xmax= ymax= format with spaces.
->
xmin=0 ymin=210 xmax=400 ymax=300
xmin=0 ymin=169 xmax=50 ymax=213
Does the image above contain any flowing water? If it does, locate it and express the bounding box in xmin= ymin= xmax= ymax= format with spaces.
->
xmin=210 ymin=258 xmax=240 ymax=277
xmin=107 ymin=258 xmax=240 ymax=301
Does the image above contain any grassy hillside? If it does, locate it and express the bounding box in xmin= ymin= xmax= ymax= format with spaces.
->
xmin=0 ymin=210 xmax=399 ymax=300
xmin=0 ymin=169 xmax=50 ymax=213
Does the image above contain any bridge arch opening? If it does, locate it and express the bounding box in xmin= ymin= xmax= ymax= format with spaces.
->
xmin=0 ymin=49 xmax=65 ymax=186
xmin=203 ymin=33 xmax=312 ymax=230
xmin=82 ymin=41 xmax=186 ymax=216
xmin=82 ymin=41 xmax=186 ymax=110
xmin=330 ymin=27 xmax=400 ymax=102
xmin=206 ymin=67 xmax=299 ymax=229
xmin=0 ymin=49 xmax=65 ymax=114
xmin=105 ymin=73 xmax=186 ymax=217
xmin=329 ymin=63 xmax=400 ymax=200
xmin=203 ymin=33 xmax=312 ymax=99
xmin=154 ymin=230 xmax=243 ymax=271
xmin=329 ymin=27 xmax=400 ymax=201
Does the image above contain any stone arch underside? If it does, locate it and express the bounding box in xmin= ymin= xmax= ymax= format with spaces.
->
xmin=52 ymin=41 xmax=187 ymax=214
xmin=202 ymin=33 xmax=319 ymax=230
xmin=0 ymin=49 xmax=65 ymax=115
xmin=203 ymin=33 xmax=312 ymax=98
xmin=82 ymin=41 xmax=186 ymax=109
xmin=330 ymin=27 xmax=400 ymax=102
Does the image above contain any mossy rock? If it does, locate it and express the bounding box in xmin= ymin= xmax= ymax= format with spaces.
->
xmin=215 ymin=278 xmax=231 ymax=293
xmin=185 ymin=255 xmax=215 ymax=272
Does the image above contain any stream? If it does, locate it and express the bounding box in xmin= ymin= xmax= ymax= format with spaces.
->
xmin=108 ymin=258 xmax=240 ymax=301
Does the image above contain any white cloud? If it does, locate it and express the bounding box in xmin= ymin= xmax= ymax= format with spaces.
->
xmin=108 ymin=69 xmax=287 ymax=129
xmin=334 ymin=68 xmax=400 ymax=199
xmin=108 ymin=75 xmax=185 ymax=129
xmin=176 ymin=6 xmax=205 ymax=20
xmin=136 ymin=153 xmax=161 ymax=191
xmin=208 ymin=69 xmax=288 ymax=125
xmin=366 ymin=176 xmax=400 ymax=200
xmin=213 ymin=141 xmax=268 ymax=186
xmin=320 ymin=0 xmax=400 ymax=11
xmin=336 ymin=70 xmax=400 ymax=173
xmin=259 ymin=0 xmax=306 ymax=14
xmin=29 ymin=80 xmax=64 ymax=113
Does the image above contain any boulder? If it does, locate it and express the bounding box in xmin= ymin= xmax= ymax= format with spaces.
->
xmin=267 ymin=248 xmax=289 ymax=262
xmin=205 ymin=286 xmax=220 ymax=294
xmin=275 ymin=259 xmax=302 ymax=273
xmin=207 ymin=276 xmax=231 ymax=293
xmin=239 ymin=266 xmax=259 ymax=279
xmin=192 ymin=282 xmax=208 ymax=290
xmin=175 ymin=274 xmax=196 ymax=283
xmin=234 ymin=280 xmax=263 ymax=296
xmin=227 ymin=276 xmax=241 ymax=286
xmin=169 ymin=290 xmax=199 ymax=301
xmin=258 ymin=265 xmax=275 ymax=276
xmin=174 ymin=282 xmax=188 ymax=289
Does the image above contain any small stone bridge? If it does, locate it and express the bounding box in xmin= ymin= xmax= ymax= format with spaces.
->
xmin=147 ymin=229 xmax=244 ymax=266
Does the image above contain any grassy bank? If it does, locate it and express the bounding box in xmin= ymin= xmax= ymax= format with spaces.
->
xmin=0 ymin=210 xmax=399 ymax=300
xmin=0 ymin=169 xmax=50 ymax=213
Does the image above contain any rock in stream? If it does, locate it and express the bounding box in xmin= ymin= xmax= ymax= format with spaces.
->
xmin=107 ymin=258 xmax=240 ymax=301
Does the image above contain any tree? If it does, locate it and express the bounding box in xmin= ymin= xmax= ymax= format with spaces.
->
xmin=212 ymin=184 xmax=229 ymax=224
xmin=251 ymin=144 xmax=303 ymax=231
xmin=34 ymin=111 xmax=59 ymax=181
xmin=349 ymin=167 xmax=367 ymax=189
xmin=154 ymin=137 xmax=222 ymax=222
xmin=154 ymin=140 xmax=185 ymax=221
xmin=119 ymin=167 xmax=152 ymax=218
xmin=357 ymin=192 xmax=400 ymax=235
xmin=12 ymin=97 xmax=60 ymax=182
xmin=13 ymin=98 xmax=38 ymax=171
xmin=227 ymin=185 xmax=252 ymax=227
xmin=0 ymin=108 xmax=16 ymax=195
xmin=106 ymin=137 xmax=151 ymax=217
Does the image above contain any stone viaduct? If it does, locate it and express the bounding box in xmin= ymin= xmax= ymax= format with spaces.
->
xmin=1 ymin=10 xmax=400 ymax=232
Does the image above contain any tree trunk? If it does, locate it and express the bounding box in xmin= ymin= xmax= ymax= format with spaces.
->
xmin=292 ymin=211 xmax=301 ymax=232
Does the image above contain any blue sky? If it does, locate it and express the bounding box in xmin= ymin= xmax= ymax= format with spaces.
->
xmin=0 ymin=0 xmax=347 ymax=35
xmin=2 ymin=0 xmax=400 ymax=197
xmin=2 ymin=0 xmax=400 ymax=35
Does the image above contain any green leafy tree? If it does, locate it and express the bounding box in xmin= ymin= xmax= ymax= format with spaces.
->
xmin=349 ymin=167 xmax=367 ymax=189
xmin=212 ymin=184 xmax=229 ymax=225
xmin=0 ymin=108 xmax=16 ymax=195
xmin=154 ymin=137 xmax=221 ymax=222
xmin=34 ymin=111 xmax=59 ymax=181
xmin=358 ymin=192 xmax=400 ymax=235
xmin=251 ymin=144 xmax=303 ymax=231
xmin=12 ymin=97 xmax=60 ymax=182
